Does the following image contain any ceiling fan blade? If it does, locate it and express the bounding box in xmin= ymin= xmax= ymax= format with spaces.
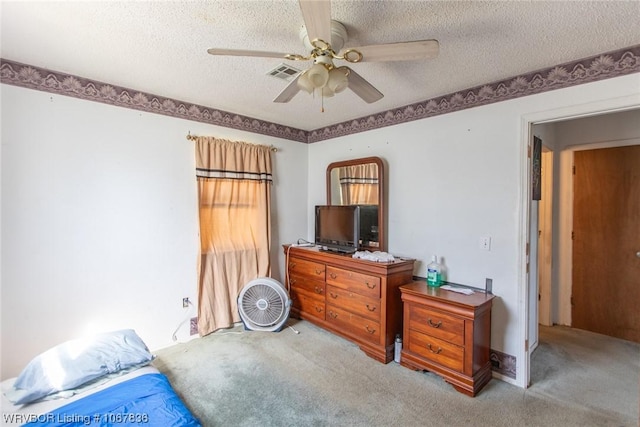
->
xmin=273 ymin=75 xmax=302 ymax=103
xmin=207 ymin=48 xmax=293 ymax=59
xmin=299 ymin=0 xmax=331 ymax=45
xmin=346 ymin=67 xmax=383 ymax=103
xmin=341 ymin=40 xmax=439 ymax=62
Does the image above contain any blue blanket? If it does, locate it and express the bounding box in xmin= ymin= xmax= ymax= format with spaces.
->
xmin=24 ymin=373 xmax=200 ymax=426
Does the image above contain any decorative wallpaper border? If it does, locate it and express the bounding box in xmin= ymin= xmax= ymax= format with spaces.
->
xmin=0 ymin=59 xmax=308 ymax=143
xmin=308 ymin=44 xmax=640 ymax=142
xmin=490 ymin=349 xmax=517 ymax=379
xmin=2 ymin=44 xmax=638 ymax=143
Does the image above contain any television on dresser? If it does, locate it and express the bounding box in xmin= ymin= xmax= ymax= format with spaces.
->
xmin=315 ymin=205 xmax=360 ymax=254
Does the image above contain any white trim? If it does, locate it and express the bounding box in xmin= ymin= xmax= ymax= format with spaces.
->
xmin=517 ymin=116 xmax=532 ymax=388
xmin=492 ymin=371 xmax=519 ymax=386
xmin=565 ymin=137 xmax=640 ymax=151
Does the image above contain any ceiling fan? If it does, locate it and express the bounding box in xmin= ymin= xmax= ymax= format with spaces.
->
xmin=207 ymin=0 xmax=439 ymax=105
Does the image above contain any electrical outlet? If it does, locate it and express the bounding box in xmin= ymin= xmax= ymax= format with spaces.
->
xmin=182 ymin=297 xmax=189 ymax=308
xmin=480 ymin=236 xmax=492 ymax=251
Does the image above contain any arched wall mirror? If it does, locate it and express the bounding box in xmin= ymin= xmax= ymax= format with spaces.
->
xmin=326 ymin=156 xmax=386 ymax=252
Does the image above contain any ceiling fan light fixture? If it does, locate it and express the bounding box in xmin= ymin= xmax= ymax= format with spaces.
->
xmin=296 ymin=71 xmax=315 ymax=94
xmin=327 ymin=67 xmax=349 ymax=93
xmin=307 ymin=63 xmax=330 ymax=88
xmin=321 ymin=85 xmax=335 ymax=98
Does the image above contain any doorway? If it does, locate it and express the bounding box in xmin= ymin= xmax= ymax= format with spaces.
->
xmin=527 ymin=109 xmax=640 ymax=392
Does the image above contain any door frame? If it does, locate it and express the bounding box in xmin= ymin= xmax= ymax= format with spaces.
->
xmin=538 ymin=148 xmax=554 ymax=327
xmin=527 ymin=143 xmax=553 ymax=362
xmin=518 ymin=95 xmax=639 ymax=389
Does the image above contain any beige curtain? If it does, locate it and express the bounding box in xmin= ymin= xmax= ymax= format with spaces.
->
xmin=339 ymin=163 xmax=379 ymax=205
xmin=195 ymin=137 xmax=272 ymax=336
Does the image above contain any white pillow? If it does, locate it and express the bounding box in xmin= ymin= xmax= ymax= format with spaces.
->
xmin=5 ymin=329 xmax=153 ymax=405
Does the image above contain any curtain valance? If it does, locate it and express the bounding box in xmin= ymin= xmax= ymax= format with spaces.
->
xmin=338 ymin=163 xmax=379 ymax=185
xmin=195 ymin=137 xmax=273 ymax=183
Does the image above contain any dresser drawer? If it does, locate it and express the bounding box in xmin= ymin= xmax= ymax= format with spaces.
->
xmin=291 ymin=289 xmax=325 ymax=320
xmin=326 ymin=266 xmax=380 ymax=298
xmin=288 ymin=257 xmax=325 ymax=280
xmin=289 ymin=274 xmax=325 ymax=298
xmin=408 ymin=304 xmax=465 ymax=346
xmin=326 ymin=285 xmax=380 ymax=322
xmin=326 ymin=304 xmax=381 ymax=344
xmin=408 ymin=329 xmax=464 ymax=372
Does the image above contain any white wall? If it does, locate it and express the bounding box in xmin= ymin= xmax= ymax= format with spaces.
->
xmin=307 ymin=74 xmax=640 ymax=387
xmin=0 ymin=85 xmax=308 ymax=379
xmin=2 ymin=73 xmax=638 ymax=387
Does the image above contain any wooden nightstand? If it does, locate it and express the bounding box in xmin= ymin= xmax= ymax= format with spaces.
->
xmin=399 ymin=281 xmax=495 ymax=396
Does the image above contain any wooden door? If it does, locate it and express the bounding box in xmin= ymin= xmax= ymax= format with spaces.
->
xmin=572 ymin=145 xmax=640 ymax=343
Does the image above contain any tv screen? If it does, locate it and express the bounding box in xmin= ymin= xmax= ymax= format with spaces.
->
xmin=315 ymin=205 xmax=360 ymax=253
xmin=357 ymin=205 xmax=379 ymax=248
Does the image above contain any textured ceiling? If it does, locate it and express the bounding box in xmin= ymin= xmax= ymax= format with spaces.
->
xmin=1 ymin=1 xmax=639 ymax=132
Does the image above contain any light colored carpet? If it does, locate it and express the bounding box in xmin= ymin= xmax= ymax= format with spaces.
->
xmin=153 ymin=320 xmax=639 ymax=427
xmin=530 ymin=325 xmax=639 ymax=423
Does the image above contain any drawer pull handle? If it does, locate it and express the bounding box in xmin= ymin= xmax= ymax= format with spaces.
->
xmin=315 ymin=306 xmax=323 ymax=313
xmin=427 ymin=343 xmax=443 ymax=354
xmin=315 ymin=269 xmax=323 ymax=275
xmin=366 ymin=304 xmax=376 ymax=312
xmin=329 ymin=311 xmax=338 ymax=318
xmin=428 ymin=319 xmax=442 ymax=328
xmin=329 ymin=292 xmax=338 ymax=299
xmin=314 ymin=286 xmax=323 ymax=294
xmin=365 ymin=282 xmax=376 ymax=289
xmin=329 ymin=272 xmax=338 ymax=279
xmin=365 ymin=325 xmax=376 ymax=334
xmin=290 ymin=279 xmax=297 ymax=285
xmin=289 ymin=262 xmax=296 ymax=268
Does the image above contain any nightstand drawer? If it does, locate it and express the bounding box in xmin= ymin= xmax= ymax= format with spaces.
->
xmin=288 ymin=257 xmax=325 ymax=280
xmin=408 ymin=329 xmax=464 ymax=372
xmin=326 ymin=266 xmax=380 ymax=298
xmin=408 ymin=304 xmax=465 ymax=346
xmin=326 ymin=285 xmax=380 ymax=322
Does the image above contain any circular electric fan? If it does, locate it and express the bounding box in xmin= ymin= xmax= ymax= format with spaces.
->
xmin=238 ymin=277 xmax=291 ymax=332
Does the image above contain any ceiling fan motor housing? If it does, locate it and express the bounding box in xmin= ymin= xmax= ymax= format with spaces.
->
xmin=300 ymin=20 xmax=347 ymax=53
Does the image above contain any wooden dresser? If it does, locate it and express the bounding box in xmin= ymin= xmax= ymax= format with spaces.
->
xmin=284 ymin=246 xmax=415 ymax=363
xmin=399 ymin=281 xmax=495 ymax=396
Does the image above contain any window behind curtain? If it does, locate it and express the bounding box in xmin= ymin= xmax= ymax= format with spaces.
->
xmin=195 ymin=137 xmax=272 ymax=336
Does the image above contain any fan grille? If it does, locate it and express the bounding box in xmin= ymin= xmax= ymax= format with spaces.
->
xmin=240 ymin=283 xmax=285 ymax=327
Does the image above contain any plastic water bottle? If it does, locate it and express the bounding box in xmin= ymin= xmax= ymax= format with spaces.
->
xmin=426 ymin=255 xmax=443 ymax=287
xmin=394 ymin=334 xmax=402 ymax=363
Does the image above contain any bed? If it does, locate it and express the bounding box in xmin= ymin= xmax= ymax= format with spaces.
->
xmin=1 ymin=330 xmax=200 ymax=426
